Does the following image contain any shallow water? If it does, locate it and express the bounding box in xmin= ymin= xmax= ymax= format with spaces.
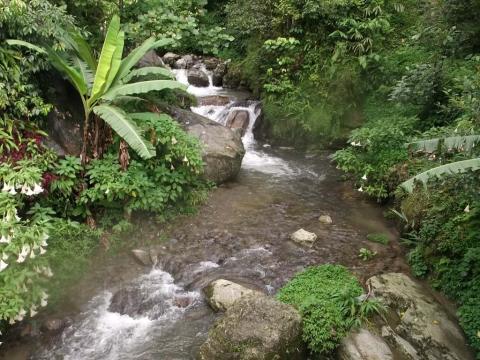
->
xmin=0 ymin=65 xmax=409 ymax=360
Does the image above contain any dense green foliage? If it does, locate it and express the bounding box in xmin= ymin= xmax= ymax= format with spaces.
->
xmin=277 ymin=265 xmax=382 ymax=354
xmin=0 ymin=0 xmax=208 ymax=328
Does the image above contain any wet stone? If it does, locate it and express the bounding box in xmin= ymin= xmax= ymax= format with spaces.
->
xmin=290 ymin=228 xmax=317 ymax=246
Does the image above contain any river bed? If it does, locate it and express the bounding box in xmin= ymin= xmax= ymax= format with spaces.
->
xmin=0 ymin=64 xmax=409 ymax=360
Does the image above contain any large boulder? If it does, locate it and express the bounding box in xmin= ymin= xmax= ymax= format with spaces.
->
xmin=167 ymin=107 xmax=245 ymax=184
xmin=188 ymin=68 xmax=209 ymax=87
xmin=138 ymin=50 xmax=164 ymax=68
xmin=338 ymin=328 xmax=393 ymax=360
xmin=225 ymin=110 xmax=250 ymax=136
xmin=203 ymin=279 xmax=263 ymax=312
xmin=198 ymin=294 xmax=304 ymax=360
xmin=44 ymin=76 xmax=84 ymax=156
xmin=367 ymin=273 xmax=474 ymax=360
xmin=204 ymin=58 xmax=220 ymax=70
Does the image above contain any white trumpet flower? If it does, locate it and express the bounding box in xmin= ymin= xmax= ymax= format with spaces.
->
xmin=32 ymin=183 xmax=44 ymax=195
xmin=40 ymin=247 xmax=47 ymax=255
xmin=0 ymin=260 xmax=8 ymax=272
xmin=0 ymin=235 xmax=10 ymax=244
xmin=2 ymin=253 xmax=8 ymax=261
xmin=361 ymin=174 xmax=367 ymax=181
xmin=464 ymin=205 xmax=470 ymax=213
xmin=358 ymin=186 xmax=364 ymax=192
xmin=30 ymin=307 xmax=38 ymax=317
xmin=171 ymin=136 xmax=178 ymax=145
xmin=16 ymin=254 xmax=25 ymax=263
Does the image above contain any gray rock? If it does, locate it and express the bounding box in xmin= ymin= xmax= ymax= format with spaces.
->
xmin=381 ymin=325 xmax=420 ymax=360
xmin=290 ymin=229 xmax=317 ymax=246
xmin=131 ymin=249 xmax=152 ymax=266
xmin=338 ymin=328 xmax=393 ymax=360
xmin=225 ymin=110 xmax=250 ymax=136
xmin=163 ymin=52 xmax=180 ymax=66
xmin=204 ymin=58 xmax=220 ymax=70
xmin=198 ymin=294 xmax=304 ymax=360
xmin=368 ymin=273 xmax=474 ymax=360
xmin=187 ymin=68 xmax=209 ymax=87
xmin=174 ymin=58 xmax=187 ymax=69
xmin=182 ymin=54 xmax=194 ymax=68
xmin=319 ymin=215 xmax=333 ymax=224
xmin=138 ymin=50 xmax=164 ymax=68
xmin=203 ymin=279 xmax=263 ymax=312
xmin=168 ymin=107 xmax=245 ymax=184
xmin=42 ymin=318 xmax=67 ymax=333
xmin=199 ymin=95 xmax=231 ymax=107
xmin=212 ymin=62 xmax=227 ymax=87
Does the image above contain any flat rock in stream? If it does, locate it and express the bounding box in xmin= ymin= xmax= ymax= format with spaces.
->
xmin=198 ymin=294 xmax=304 ymax=360
xmin=290 ymin=228 xmax=317 ymax=246
xmin=319 ymin=215 xmax=333 ymax=224
xmin=203 ymin=279 xmax=264 ymax=312
xmin=167 ymin=107 xmax=245 ymax=184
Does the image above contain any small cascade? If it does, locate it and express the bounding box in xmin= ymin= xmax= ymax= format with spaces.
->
xmin=174 ymin=63 xmax=296 ymax=176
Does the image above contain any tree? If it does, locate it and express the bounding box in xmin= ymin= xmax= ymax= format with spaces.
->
xmin=8 ymin=15 xmax=186 ymax=169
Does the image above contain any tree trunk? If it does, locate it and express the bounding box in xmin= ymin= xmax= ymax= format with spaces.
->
xmin=81 ymin=115 xmax=90 ymax=166
xmin=119 ymin=139 xmax=130 ymax=171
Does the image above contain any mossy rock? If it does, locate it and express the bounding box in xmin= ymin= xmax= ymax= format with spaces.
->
xmin=198 ymin=294 xmax=305 ymax=359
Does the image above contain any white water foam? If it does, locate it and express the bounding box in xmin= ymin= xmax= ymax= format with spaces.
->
xmin=42 ymin=269 xmax=199 ymax=360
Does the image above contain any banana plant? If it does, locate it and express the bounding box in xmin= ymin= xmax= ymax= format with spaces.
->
xmin=400 ymin=134 xmax=480 ymax=192
xmin=7 ymin=15 xmax=186 ymax=165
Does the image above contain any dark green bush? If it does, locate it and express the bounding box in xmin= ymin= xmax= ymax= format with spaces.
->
xmin=277 ymin=264 xmax=381 ymax=354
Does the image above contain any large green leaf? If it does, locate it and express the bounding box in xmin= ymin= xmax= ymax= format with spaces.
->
xmin=406 ymin=135 xmax=480 ymax=153
xmin=105 ymin=30 xmax=125 ymax=91
xmin=400 ymin=158 xmax=480 ymax=192
xmin=6 ymin=39 xmax=47 ymax=54
xmin=122 ymin=66 xmax=175 ymax=83
xmin=113 ymin=37 xmax=174 ymax=85
xmin=93 ymin=104 xmax=156 ymax=160
xmin=89 ymin=15 xmax=120 ymax=105
xmin=101 ymin=80 xmax=186 ymax=101
xmin=130 ymin=112 xmax=173 ymax=122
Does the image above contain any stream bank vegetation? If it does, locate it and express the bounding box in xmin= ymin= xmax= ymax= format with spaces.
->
xmin=212 ymin=0 xmax=480 ymax=356
xmin=0 ymin=0 xmax=228 ymax=333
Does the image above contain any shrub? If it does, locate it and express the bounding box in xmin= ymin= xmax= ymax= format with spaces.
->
xmin=277 ymin=264 xmax=382 ymax=354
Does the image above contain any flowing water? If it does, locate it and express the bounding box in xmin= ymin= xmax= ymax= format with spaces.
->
xmin=1 ymin=65 xmax=409 ymax=360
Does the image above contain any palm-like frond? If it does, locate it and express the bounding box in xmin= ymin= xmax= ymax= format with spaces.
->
xmin=63 ymin=29 xmax=97 ymax=71
xmin=93 ymin=104 xmax=156 ymax=159
xmin=69 ymin=55 xmax=94 ymax=93
xmin=400 ymin=158 xmax=480 ymax=192
xmin=101 ymin=80 xmax=186 ymax=101
xmin=122 ymin=66 xmax=175 ymax=83
xmin=407 ymin=135 xmax=480 ymax=153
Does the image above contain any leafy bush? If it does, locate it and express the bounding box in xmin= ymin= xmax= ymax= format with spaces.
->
xmin=123 ymin=0 xmax=233 ymax=55
xmin=277 ymin=264 xmax=381 ymax=354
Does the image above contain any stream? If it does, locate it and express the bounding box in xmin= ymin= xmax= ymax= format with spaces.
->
xmin=1 ymin=64 xmax=409 ymax=360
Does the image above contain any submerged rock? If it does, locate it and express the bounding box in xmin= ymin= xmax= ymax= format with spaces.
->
xmin=198 ymin=294 xmax=304 ymax=360
xmin=367 ymin=273 xmax=474 ymax=360
xmin=198 ymin=95 xmax=231 ymax=106
xmin=167 ymin=107 xmax=245 ymax=184
xmin=203 ymin=279 xmax=263 ymax=312
xmin=338 ymin=328 xmax=393 ymax=360
xmin=290 ymin=229 xmax=317 ymax=246
xmin=188 ymin=68 xmax=209 ymax=87
xmin=225 ymin=110 xmax=250 ymax=136
xmin=319 ymin=215 xmax=333 ymax=224
xmin=131 ymin=249 xmax=152 ymax=266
